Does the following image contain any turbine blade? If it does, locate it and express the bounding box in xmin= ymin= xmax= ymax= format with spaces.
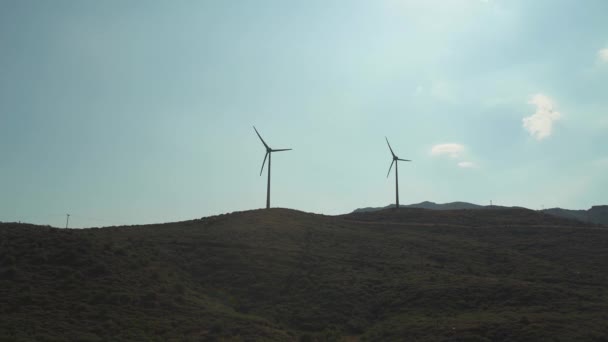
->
xmin=272 ymin=148 xmax=292 ymax=152
xmin=385 ymin=137 xmax=396 ymax=158
xmin=398 ymin=158 xmax=411 ymax=162
xmin=259 ymin=152 xmax=269 ymax=176
xmin=387 ymin=160 xmax=395 ymax=178
xmin=253 ymin=126 xmax=270 ymax=149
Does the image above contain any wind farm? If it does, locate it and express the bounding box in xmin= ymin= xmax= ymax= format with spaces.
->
xmin=3 ymin=127 xmax=606 ymax=340
xmin=3 ymin=1 xmax=608 ymax=341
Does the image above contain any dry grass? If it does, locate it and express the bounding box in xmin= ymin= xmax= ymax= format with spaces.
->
xmin=1 ymin=208 xmax=607 ymax=341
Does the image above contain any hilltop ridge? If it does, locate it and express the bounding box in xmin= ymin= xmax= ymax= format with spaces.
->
xmin=353 ymin=201 xmax=608 ymax=225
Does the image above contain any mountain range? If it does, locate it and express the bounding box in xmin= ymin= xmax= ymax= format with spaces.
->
xmin=353 ymin=201 xmax=608 ymax=225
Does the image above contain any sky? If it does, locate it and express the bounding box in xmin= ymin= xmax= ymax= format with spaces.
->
xmin=1 ymin=0 xmax=607 ymax=228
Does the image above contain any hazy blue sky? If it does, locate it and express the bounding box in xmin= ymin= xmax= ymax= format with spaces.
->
xmin=1 ymin=0 xmax=607 ymax=227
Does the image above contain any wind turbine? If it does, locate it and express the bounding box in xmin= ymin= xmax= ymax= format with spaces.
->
xmin=385 ymin=137 xmax=412 ymax=209
xmin=254 ymin=126 xmax=292 ymax=209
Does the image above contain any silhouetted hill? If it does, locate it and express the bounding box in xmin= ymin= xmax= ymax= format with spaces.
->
xmin=353 ymin=201 xmax=512 ymax=213
xmin=542 ymin=205 xmax=608 ymax=225
xmin=344 ymin=207 xmax=592 ymax=227
xmin=354 ymin=202 xmax=608 ymax=225
xmin=2 ymin=208 xmax=608 ymax=341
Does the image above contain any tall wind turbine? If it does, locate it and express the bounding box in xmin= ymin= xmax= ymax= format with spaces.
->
xmin=254 ymin=126 xmax=292 ymax=209
xmin=385 ymin=137 xmax=412 ymax=209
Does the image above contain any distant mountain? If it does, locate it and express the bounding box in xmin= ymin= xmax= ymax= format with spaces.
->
xmin=353 ymin=202 xmax=608 ymax=225
xmin=353 ymin=201 xmax=498 ymax=213
xmin=542 ymin=205 xmax=608 ymax=225
xmin=412 ymin=201 xmax=484 ymax=210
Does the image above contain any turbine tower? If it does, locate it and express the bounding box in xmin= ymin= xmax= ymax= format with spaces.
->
xmin=385 ymin=137 xmax=412 ymax=209
xmin=254 ymin=126 xmax=292 ymax=209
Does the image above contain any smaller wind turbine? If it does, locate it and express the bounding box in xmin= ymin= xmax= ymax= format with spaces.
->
xmin=385 ymin=137 xmax=412 ymax=209
xmin=254 ymin=126 xmax=292 ymax=209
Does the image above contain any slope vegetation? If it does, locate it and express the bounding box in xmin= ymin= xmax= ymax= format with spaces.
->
xmin=543 ymin=205 xmax=608 ymax=225
xmin=1 ymin=208 xmax=608 ymax=341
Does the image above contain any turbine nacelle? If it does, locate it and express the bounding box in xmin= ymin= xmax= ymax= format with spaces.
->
xmin=385 ymin=137 xmax=412 ymax=177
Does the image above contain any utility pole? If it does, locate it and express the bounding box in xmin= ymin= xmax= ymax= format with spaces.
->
xmin=66 ymin=214 xmax=70 ymax=229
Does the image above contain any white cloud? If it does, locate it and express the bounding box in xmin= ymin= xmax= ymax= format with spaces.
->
xmin=457 ymin=161 xmax=476 ymax=168
xmin=599 ymin=48 xmax=608 ymax=63
xmin=431 ymin=143 xmax=464 ymax=158
xmin=522 ymin=94 xmax=561 ymax=140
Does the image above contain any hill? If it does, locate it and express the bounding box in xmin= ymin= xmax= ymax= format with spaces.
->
xmin=354 ymin=202 xmax=608 ymax=225
xmin=2 ymin=208 xmax=608 ymax=341
xmin=542 ymin=205 xmax=608 ymax=225
xmin=353 ymin=201 xmax=495 ymax=213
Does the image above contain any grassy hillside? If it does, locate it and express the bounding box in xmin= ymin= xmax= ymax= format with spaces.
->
xmin=543 ymin=205 xmax=608 ymax=225
xmin=1 ymin=208 xmax=608 ymax=341
xmin=353 ymin=202 xmax=608 ymax=226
